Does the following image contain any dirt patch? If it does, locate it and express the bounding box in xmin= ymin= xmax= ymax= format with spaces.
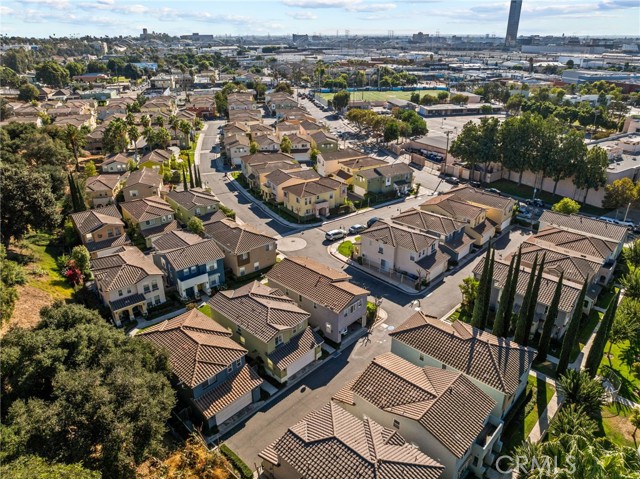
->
xmin=1 ymin=285 xmax=53 ymax=335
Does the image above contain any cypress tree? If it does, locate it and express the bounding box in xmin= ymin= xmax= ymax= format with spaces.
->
xmin=182 ymin=165 xmax=189 ymax=191
xmin=513 ymin=254 xmax=538 ymax=345
xmin=493 ymin=254 xmax=515 ymax=337
xmin=584 ymin=290 xmax=620 ymax=377
xmin=503 ymin=248 xmax=522 ymax=337
xmin=196 ymin=166 xmax=203 ymax=188
xmin=471 ymin=244 xmax=492 ymax=329
xmin=536 ymin=272 xmax=564 ymax=363
xmin=557 ymin=278 xmax=589 ymax=375
xmin=187 ymin=156 xmax=195 ymax=189
xmin=480 ymin=249 xmax=495 ymax=329
xmin=522 ymin=253 xmax=546 ymax=346
xmin=68 ymin=173 xmax=78 ymax=212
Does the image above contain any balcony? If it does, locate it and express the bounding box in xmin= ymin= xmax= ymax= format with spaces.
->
xmin=472 ymin=415 xmax=504 ymax=467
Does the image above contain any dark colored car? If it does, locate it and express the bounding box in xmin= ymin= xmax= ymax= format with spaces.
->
xmin=367 ymin=217 xmax=380 ymax=228
xmin=525 ymin=198 xmax=545 ymax=208
xmin=444 ymin=177 xmax=460 ymax=185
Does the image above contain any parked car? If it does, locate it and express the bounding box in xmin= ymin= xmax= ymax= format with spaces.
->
xmin=525 ymin=198 xmax=545 ymax=208
xmin=469 ymin=181 xmax=481 ymax=188
xmin=367 ymin=217 xmax=380 ymax=228
xmin=485 ymin=188 xmax=502 ymax=196
xmin=444 ymin=177 xmax=460 ymax=185
xmin=598 ymin=216 xmax=618 ymax=224
xmin=348 ymin=224 xmax=366 ymax=235
xmin=617 ymin=220 xmax=635 ymax=228
xmin=325 ymin=229 xmax=347 ymax=241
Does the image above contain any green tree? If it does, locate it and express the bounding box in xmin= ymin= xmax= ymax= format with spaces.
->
xmin=0 ymin=455 xmax=100 ymax=479
xmin=65 ymin=61 xmax=86 ymax=78
xmin=2 ymin=48 xmax=33 ymax=73
xmin=0 ymin=67 xmax=20 ymax=88
xmin=621 ymin=266 xmax=640 ymax=300
xmin=556 ymin=369 xmax=606 ymax=417
xmin=459 ymin=276 xmax=479 ymax=320
xmin=156 ymin=127 xmax=171 ymax=149
xmin=250 ymin=141 xmax=259 ymax=154
xmin=622 ymin=240 xmax=640 ymax=269
xmin=551 ymin=197 xmax=581 ymax=215
xmin=602 ymin=177 xmax=638 ymax=211
xmin=513 ymin=254 xmax=539 ymax=345
xmin=607 ymin=297 xmax=640 ymax=363
xmin=573 ymin=146 xmax=608 ymax=203
xmin=187 ymin=217 xmax=204 ymax=235
xmin=0 ymin=303 xmax=175 ymax=479
xmin=332 ymin=90 xmax=350 ymax=111
xmin=522 ymin=254 xmax=545 ymax=347
xmin=63 ymin=125 xmax=87 ymax=172
xmin=631 ymin=409 xmax=640 ymax=448
xmin=179 ymin=120 xmax=192 ymax=147
xmin=1 ymin=167 xmax=60 ymax=248
xmin=557 ymin=279 xmax=589 ymax=375
xmin=500 ymin=113 xmax=544 ymax=185
xmin=182 ymin=165 xmax=189 ymax=191
xmin=536 ymin=272 xmax=564 ymax=362
xmin=449 ymin=117 xmax=500 ymax=182
xmin=383 ymin=120 xmax=399 ymax=143
xmin=102 ymin=118 xmax=129 ymax=154
xmin=23 ymin=132 xmax=72 ymax=168
xmin=437 ymin=91 xmax=449 ymax=102
xmin=552 ymin=129 xmax=587 ymax=196
xmin=18 ymin=83 xmax=39 ymax=102
xmin=70 ymin=245 xmax=91 ymax=279
xmin=584 ymin=290 xmax=619 ymax=377
xmin=274 ymin=82 xmax=293 ymax=94
xmin=35 ymin=61 xmax=70 ymax=88
xmin=492 ymin=254 xmax=515 ymax=337
xmin=471 ymin=247 xmax=493 ymax=329
xmin=127 ymin=125 xmax=140 ymax=157
xmin=83 ymin=160 xmax=97 ymax=178
xmin=280 ymin=135 xmax=292 ymax=154
xmin=449 ymin=93 xmax=469 ymax=105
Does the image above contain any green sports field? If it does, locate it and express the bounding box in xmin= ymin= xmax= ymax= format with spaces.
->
xmin=318 ymin=90 xmax=443 ymax=102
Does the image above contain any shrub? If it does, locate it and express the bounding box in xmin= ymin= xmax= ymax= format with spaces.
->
xmin=219 ymin=444 xmax=252 ymax=479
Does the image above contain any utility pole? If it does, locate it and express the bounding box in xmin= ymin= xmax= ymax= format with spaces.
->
xmin=444 ymin=130 xmax=453 ymax=176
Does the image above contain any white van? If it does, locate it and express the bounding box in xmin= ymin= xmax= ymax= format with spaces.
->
xmin=325 ymin=229 xmax=346 ymax=241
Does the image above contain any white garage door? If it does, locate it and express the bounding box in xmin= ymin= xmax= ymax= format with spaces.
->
xmin=286 ymin=349 xmax=317 ymax=379
xmin=215 ymin=391 xmax=252 ymax=425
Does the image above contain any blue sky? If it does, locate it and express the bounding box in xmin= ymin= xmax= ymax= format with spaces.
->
xmin=1 ymin=0 xmax=639 ymax=38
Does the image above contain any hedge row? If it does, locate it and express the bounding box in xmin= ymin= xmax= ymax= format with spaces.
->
xmin=220 ymin=444 xmax=253 ymax=479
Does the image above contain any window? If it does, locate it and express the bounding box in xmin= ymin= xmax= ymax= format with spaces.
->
xmin=378 ymin=246 xmax=384 ymax=254
xmin=343 ymin=310 xmax=348 ymax=317
xmin=195 ymin=208 xmax=201 ymax=215
xmin=393 ymin=419 xmax=400 ymax=429
xmin=239 ymin=267 xmax=245 ymax=276
xmin=253 ymin=261 xmax=260 ymax=271
xmin=98 ymin=234 xmax=103 ymax=239
xmin=236 ymin=325 xmax=241 ymax=335
xmin=127 ymin=287 xmax=132 ymax=294
xmin=326 ymin=322 xmax=332 ymax=333
xmin=357 ymin=300 xmax=362 ymax=308
xmin=329 ymin=193 xmax=333 ymax=199
xmin=145 ymin=220 xmax=151 ymax=226
xmin=144 ymin=284 xmax=150 ymax=293
xmin=190 ymin=266 xmax=197 ymax=273
xmin=385 ymin=177 xmax=391 ymax=186
xmin=147 ymin=301 xmax=153 ymax=309
xmin=207 ymin=376 xmax=217 ymax=386
xmin=118 ymin=290 xmax=123 ymax=297
xmin=152 ymin=281 xmax=158 ymax=290
xmin=410 ymin=254 xmax=415 ymax=261
xmin=298 ymin=294 xmax=302 ymax=302
xmin=107 ymin=230 xmax=113 ymax=238
xmin=240 ymin=252 xmax=249 ymax=260
xmin=236 ymin=359 xmax=242 ymax=368
xmin=296 ymin=197 xmax=300 ymax=203
xmin=313 ymin=302 xmax=317 ymax=309
xmin=419 ymin=353 xmax=424 ymax=361
xmin=265 ymin=243 xmax=272 ymax=251
xmin=442 ymin=364 xmax=447 ymax=370
xmin=227 ymin=364 xmax=233 ymax=373
xmin=292 ymin=325 xmax=297 ymax=334
xmin=154 ymin=295 xmax=161 ymax=305
xmin=183 ymin=268 xmax=189 ymax=275
xmin=275 ymin=334 xmax=283 ymax=347
xmin=167 ymin=214 xmax=172 ymax=220
xmin=161 ymin=216 xmax=167 ymax=223
xmin=208 ymin=263 xmax=216 ymax=272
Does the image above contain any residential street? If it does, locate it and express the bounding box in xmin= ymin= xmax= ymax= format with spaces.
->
xmin=193 ymin=117 xmax=533 ymax=467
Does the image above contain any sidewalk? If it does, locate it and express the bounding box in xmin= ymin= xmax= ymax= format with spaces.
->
xmin=127 ymin=307 xmax=188 ymax=336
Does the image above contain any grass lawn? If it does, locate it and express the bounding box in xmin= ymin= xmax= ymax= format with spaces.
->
xmin=597 ymin=403 xmax=638 ymax=448
xmin=319 ymin=89 xmax=442 ymax=102
xmin=198 ymin=303 xmax=213 ymax=318
xmin=600 ymin=340 xmax=640 ymax=402
xmin=489 ymin=179 xmax=606 ymax=216
xmin=595 ymin=286 xmax=619 ymax=310
xmin=501 ymin=376 xmax=556 ymax=453
xmin=337 ymin=240 xmax=354 ymax=257
xmin=15 ymin=233 xmax=74 ymax=300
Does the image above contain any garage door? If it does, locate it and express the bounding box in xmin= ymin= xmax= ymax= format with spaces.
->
xmin=215 ymin=391 xmax=252 ymax=425
xmin=286 ymin=349 xmax=317 ymax=379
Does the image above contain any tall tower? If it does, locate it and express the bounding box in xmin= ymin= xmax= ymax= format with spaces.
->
xmin=505 ymin=0 xmax=522 ymax=47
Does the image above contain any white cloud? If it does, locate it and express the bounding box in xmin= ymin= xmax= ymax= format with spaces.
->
xmin=21 ymin=0 xmax=69 ymax=8
xmin=283 ymin=0 xmax=395 ymax=12
xmin=0 ymin=5 xmax=15 ymax=15
xmin=291 ymin=11 xmax=318 ymax=19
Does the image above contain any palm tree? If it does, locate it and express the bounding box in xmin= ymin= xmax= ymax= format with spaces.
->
xmin=128 ymin=125 xmax=140 ymax=158
xmin=143 ymin=126 xmax=155 ymax=150
xmin=169 ymin=114 xmax=179 ymax=139
xmin=140 ymin=114 xmax=151 ymax=128
xmin=155 ymin=115 xmax=164 ymax=127
xmin=125 ymin=111 xmax=135 ymax=126
xmin=556 ymin=369 xmax=606 ymax=418
xmin=63 ymin=124 xmax=86 ymax=172
xmin=179 ymin=120 xmax=192 ymax=147
xmin=631 ymin=408 xmax=640 ymax=448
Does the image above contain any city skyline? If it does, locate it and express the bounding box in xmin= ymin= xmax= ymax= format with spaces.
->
xmin=1 ymin=0 xmax=639 ymax=38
